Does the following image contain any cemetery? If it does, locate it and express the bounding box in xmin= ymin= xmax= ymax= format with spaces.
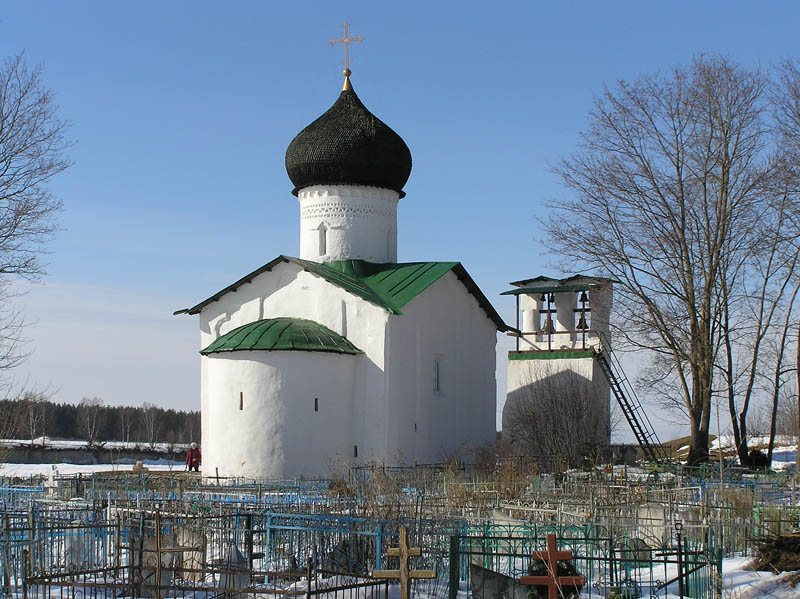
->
xmin=0 ymin=459 xmax=798 ymax=599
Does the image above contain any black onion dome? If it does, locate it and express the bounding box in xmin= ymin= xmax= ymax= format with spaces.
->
xmin=285 ymin=83 xmax=412 ymax=197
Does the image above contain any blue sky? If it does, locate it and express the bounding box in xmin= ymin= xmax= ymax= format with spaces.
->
xmin=1 ymin=1 xmax=799 ymax=441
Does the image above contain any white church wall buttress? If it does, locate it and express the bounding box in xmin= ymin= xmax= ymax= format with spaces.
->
xmin=385 ymin=272 xmax=497 ymax=464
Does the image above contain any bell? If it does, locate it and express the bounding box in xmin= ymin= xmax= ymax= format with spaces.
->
xmin=539 ymin=293 xmax=547 ymax=303
xmin=543 ymin=316 xmax=555 ymax=334
xmin=579 ymin=291 xmax=589 ymax=303
xmin=577 ymin=313 xmax=588 ymax=330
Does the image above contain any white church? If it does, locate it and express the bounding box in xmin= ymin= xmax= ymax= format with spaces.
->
xmin=176 ymin=67 xmax=509 ymax=479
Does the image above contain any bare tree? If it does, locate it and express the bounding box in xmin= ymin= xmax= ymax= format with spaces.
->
xmin=775 ymin=383 xmax=799 ymax=439
xmin=547 ymin=55 xmax=800 ymax=464
xmin=0 ymin=53 xmax=70 ymax=383
xmin=19 ymin=390 xmax=48 ymax=444
xmin=504 ymin=364 xmax=613 ymax=471
xmin=0 ymin=53 xmax=69 ymax=274
xmin=718 ymin=183 xmax=800 ymax=465
xmin=139 ymin=402 xmax=160 ymax=450
xmin=181 ymin=413 xmax=198 ymax=445
xmin=119 ymin=407 xmax=134 ymax=444
xmin=759 ymin=283 xmax=800 ymax=464
xmin=78 ymin=397 xmax=105 ymax=447
xmin=772 ymin=58 xmax=800 ymax=471
xmin=0 ymin=399 xmax=19 ymax=463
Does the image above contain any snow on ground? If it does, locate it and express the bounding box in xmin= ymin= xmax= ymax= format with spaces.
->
xmin=291 ymin=562 xmax=800 ymax=599
xmin=673 ymin=435 xmax=799 ymax=471
xmin=711 ymin=435 xmax=798 ymax=450
xmin=716 ymin=557 xmax=800 ymax=599
xmin=0 ymin=437 xmax=187 ymax=452
xmin=711 ymin=435 xmax=798 ymax=471
xmin=0 ymin=459 xmax=183 ymax=478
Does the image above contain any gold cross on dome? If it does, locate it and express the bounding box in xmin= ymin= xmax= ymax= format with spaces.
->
xmin=330 ymin=22 xmax=363 ymax=72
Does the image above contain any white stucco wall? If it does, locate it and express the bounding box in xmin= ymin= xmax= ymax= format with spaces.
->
xmin=199 ymin=260 xmax=390 ymax=479
xmin=384 ymin=271 xmax=498 ymax=464
xmin=203 ymin=351 xmax=358 ymax=478
xmin=198 ymin=260 xmax=499 ymax=477
xmin=297 ymin=185 xmax=400 ymax=263
xmin=503 ymin=356 xmax=610 ymax=446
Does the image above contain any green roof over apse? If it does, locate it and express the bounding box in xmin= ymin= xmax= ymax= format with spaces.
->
xmin=175 ymin=256 xmax=509 ymax=331
xmin=200 ymin=317 xmax=363 ymax=355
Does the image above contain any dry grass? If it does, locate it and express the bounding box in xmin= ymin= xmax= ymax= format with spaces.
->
xmin=752 ymin=534 xmax=800 ymax=572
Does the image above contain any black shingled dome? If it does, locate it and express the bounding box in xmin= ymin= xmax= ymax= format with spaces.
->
xmin=285 ymin=83 xmax=412 ymax=197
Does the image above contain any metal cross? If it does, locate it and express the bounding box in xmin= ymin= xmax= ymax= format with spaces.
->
xmin=519 ymin=533 xmax=585 ymax=599
xmin=330 ymin=22 xmax=363 ymax=71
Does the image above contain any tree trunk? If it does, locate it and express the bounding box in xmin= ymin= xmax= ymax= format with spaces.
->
xmin=768 ymin=385 xmax=780 ymax=464
xmin=796 ymin=317 xmax=800 ymax=472
xmin=737 ymin=413 xmax=750 ymax=466
xmin=689 ymin=424 xmax=709 ymax=465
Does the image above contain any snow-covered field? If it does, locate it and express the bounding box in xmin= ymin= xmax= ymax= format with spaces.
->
xmin=0 ymin=437 xmax=189 ymax=478
xmin=0 ymin=459 xmax=183 ymax=478
xmin=0 ymin=436 xmax=187 ymax=452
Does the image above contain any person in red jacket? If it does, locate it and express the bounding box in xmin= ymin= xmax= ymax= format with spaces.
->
xmin=185 ymin=442 xmax=201 ymax=472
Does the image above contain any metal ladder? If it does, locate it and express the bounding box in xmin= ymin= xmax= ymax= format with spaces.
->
xmin=595 ymin=333 xmax=664 ymax=462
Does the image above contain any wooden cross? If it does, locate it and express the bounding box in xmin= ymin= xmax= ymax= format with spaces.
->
xmin=372 ymin=527 xmax=436 ymax=599
xmin=519 ymin=533 xmax=585 ymax=599
xmin=330 ymin=22 xmax=363 ymax=71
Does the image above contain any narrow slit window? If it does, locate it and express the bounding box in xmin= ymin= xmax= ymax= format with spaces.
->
xmin=239 ymin=391 xmax=243 ymax=411
xmin=314 ymin=397 xmax=319 ymax=412
xmin=353 ymin=445 xmax=358 ymax=458
xmin=318 ymin=224 xmax=327 ymax=256
xmin=433 ymin=359 xmax=440 ymax=392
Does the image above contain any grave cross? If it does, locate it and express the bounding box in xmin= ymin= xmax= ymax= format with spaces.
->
xmin=372 ymin=527 xmax=436 ymax=599
xmin=519 ymin=533 xmax=585 ymax=599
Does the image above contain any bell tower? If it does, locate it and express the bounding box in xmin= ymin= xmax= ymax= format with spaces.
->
xmin=501 ymin=275 xmax=613 ymax=463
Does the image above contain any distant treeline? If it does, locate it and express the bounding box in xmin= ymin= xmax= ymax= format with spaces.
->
xmin=0 ymin=395 xmax=200 ymax=447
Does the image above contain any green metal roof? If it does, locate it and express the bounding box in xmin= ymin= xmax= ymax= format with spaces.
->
xmin=293 ymin=258 xmax=402 ymax=313
xmin=200 ymin=317 xmax=363 ymax=355
xmin=176 ymin=255 xmax=509 ymax=332
xmin=325 ymin=259 xmax=460 ymax=311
